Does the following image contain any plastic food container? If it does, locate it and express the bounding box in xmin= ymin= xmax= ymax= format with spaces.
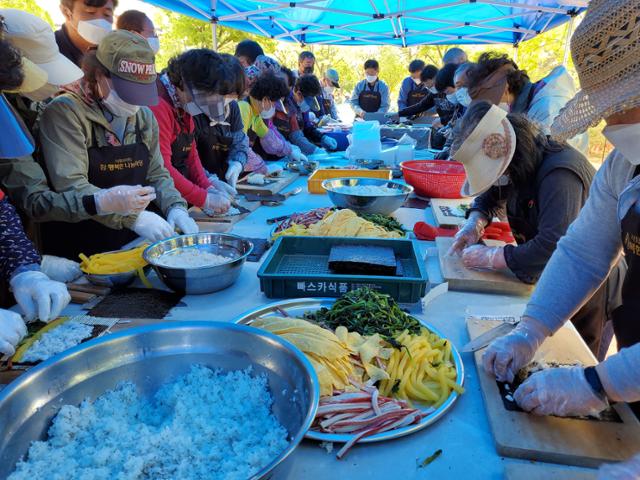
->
xmin=308 ymin=169 xmax=393 ymax=194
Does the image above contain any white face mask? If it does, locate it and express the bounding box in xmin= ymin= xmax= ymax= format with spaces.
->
xmin=456 ymin=87 xmax=472 ymax=107
xmin=412 ymin=77 xmax=421 ymax=86
xmin=365 ymin=75 xmax=377 ymax=84
xmin=260 ymin=106 xmax=276 ymax=119
xmin=24 ymin=83 xmax=61 ymax=102
xmin=498 ymin=102 xmax=510 ymax=112
xmin=446 ymin=92 xmax=458 ymax=105
xmin=147 ymin=36 xmax=160 ymax=54
xmin=102 ymin=89 xmax=139 ymax=118
xmin=603 ymin=124 xmax=640 ymax=165
xmin=77 ymin=19 xmax=112 ymax=45
xmin=428 ymin=86 xmax=438 ymax=94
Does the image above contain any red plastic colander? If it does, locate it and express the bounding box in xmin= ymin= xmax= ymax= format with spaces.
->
xmin=400 ymin=160 xmax=467 ymax=199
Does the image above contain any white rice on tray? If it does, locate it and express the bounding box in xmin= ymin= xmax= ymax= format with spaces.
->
xmin=156 ymin=249 xmax=232 ymax=268
xmin=21 ymin=321 xmax=94 ymax=363
xmin=9 ymin=365 xmax=288 ymax=480
xmin=334 ymin=185 xmax=399 ymax=196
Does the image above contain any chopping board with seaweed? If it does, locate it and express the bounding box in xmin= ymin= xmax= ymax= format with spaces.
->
xmin=189 ymin=198 xmax=260 ymax=227
xmin=236 ymin=171 xmax=298 ymax=195
xmin=466 ymin=317 xmax=640 ymax=468
xmin=430 ymin=198 xmax=474 ymax=228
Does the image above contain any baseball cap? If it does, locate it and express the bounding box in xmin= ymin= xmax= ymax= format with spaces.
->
xmin=0 ymin=9 xmax=83 ymax=86
xmin=325 ymin=68 xmax=340 ymax=88
xmin=96 ymin=30 xmax=158 ymax=106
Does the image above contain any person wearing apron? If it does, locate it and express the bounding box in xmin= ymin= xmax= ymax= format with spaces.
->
xmin=320 ymin=68 xmax=341 ymax=121
xmin=37 ymin=30 xmax=195 ymax=260
xmin=478 ymin=0 xmax=640 ymax=448
xmin=349 ymin=59 xmax=390 ymax=118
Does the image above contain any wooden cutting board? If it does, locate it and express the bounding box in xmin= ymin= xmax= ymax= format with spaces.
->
xmin=504 ymin=462 xmax=597 ymax=480
xmin=436 ymin=237 xmax=533 ymax=296
xmin=189 ymin=198 xmax=260 ymax=226
xmin=467 ymin=317 xmax=640 ymax=468
xmin=236 ymin=171 xmax=298 ymax=195
xmin=431 ymin=198 xmax=474 ymax=228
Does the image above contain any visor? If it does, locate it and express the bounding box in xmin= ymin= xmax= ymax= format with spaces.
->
xmin=274 ymin=98 xmax=287 ymax=115
xmin=5 ymin=58 xmax=47 ymax=94
xmin=304 ymin=95 xmax=321 ymax=112
xmin=468 ymin=64 xmax=515 ymax=105
xmin=190 ymin=86 xmax=226 ymax=122
xmin=111 ymin=74 xmax=158 ymax=106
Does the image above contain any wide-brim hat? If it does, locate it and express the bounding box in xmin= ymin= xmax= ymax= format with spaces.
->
xmin=451 ymin=104 xmax=516 ymax=197
xmin=551 ymin=0 xmax=640 ymax=141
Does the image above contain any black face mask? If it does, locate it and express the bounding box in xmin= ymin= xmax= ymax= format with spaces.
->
xmin=303 ymin=66 xmax=314 ymax=74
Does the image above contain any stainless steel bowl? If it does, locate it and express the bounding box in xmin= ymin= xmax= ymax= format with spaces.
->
xmin=143 ymin=233 xmax=253 ymax=295
xmin=86 ymin=265 xmax=151 ymax=288
xmin=0 ymin=322 xmax=319 ymax=480
xmin=322 ymin=177 xmax=414 ymax=215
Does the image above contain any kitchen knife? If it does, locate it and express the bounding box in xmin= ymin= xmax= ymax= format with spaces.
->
xmin=462 ymin=322 xmax=518 ymax=353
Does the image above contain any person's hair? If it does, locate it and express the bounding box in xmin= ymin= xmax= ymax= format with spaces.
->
xmin=60 ymin=0 xmax=118 ymax=11
xmin=420 ymin=64 xmax=439 ymax=82
xmin=442 ymin=47 xmax=467 ymax=65
xmin=81 ymin=49 xmax=110 ymax=99
xmin=280 ymin=65 xmax=296 ymax=90
xmin=434 ymin=62 xmax=458 ymax=92
xmin=250 ymin=71 xmax=289 ymax=101
xmin=454 ymin=62 xmax=476 ymax=84
xmin=0 ymin=37 xmax=24 ymax=91
xmin=364 ymin=59 xmax=379 ymax=71
xmin=219 ymin=53 xmax=246 ymax=96
xmin=115 ymin=9 xmax=149 ymax=33
xmin=166 ymin=49 xmax=226 ymax=94
xmin=409 ymin=59 xmax=425 ymax=73
xmin=467 ymin=51 xmax=530 ymax=97
xmin=234 ymin=39 xmax=264 ymax=64
xmin=295 ymin=74 xmax=322 ymax=97
xmin=299 ymin=51 xmax=315 ymax=62
xmin=453 ymin=101 xmax=564 ymax=189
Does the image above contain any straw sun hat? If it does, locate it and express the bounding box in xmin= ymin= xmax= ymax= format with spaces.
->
xmin=551 ymin=0 xmax=640 ymax=141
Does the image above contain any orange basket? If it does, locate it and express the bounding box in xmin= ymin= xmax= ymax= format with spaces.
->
xmin=400 ymin=160 xmax=466 ymax=199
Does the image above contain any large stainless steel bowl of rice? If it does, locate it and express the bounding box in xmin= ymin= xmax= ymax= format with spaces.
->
xmin=322 ymin=177 xmax=413 ymax=215
xmin=0 ymin=322 xmax=320 ymax=480
xmin=143 ymin=233 xmax=253 ymax=295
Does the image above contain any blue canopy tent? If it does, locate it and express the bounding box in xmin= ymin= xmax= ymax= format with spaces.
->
xmin=141 ymin=0 xmax=586 ymax=49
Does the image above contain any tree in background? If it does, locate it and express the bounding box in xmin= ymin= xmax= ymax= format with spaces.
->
xmin=1 ymin=0 xmax=54 ymax=26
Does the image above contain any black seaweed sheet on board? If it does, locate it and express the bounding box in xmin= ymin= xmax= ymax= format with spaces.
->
xmin=88 ymin=288 xmax=184 ymax=319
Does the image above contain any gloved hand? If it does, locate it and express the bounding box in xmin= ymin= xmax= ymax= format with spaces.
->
xmin=9 ymin=271 xmax=70 ymax=323
xmin=462 ymin=245 xmax=507 ymax=271
xmin=208 ymin=174 xmax=237 ymax=197
xmin=447 ymin=211 xmax=488 ymax=256
xmin=313 ymin=147 xmax=327 ymax=155
xmin=598 ymin=454 xmax=640 ymax=480
xmin=40 ymin=255 xmax=83 ymax=283
xmin=266 ymin=163 xmax=283 ymax=177
xmin=167 ymin=207 xmax=199 ymax=235
xmin=204 ymin=191 xmax=231 ymax=215
xmin=482 ymin=316 xmax=551 ymax=383
xmin=94 ymin=185 xmax=156 ymax=215
xmin=321 ymin=135 xmax=338 ymax=150
xmin=0 ymin=309 xmax=27 ymax=356
xmin=132 ymin=210 xmax=174 ymax=243
xmin=225 ymin=161 xmax=243 ymax=189
xmin=515 ymin=366 xmax=609 ymax=417
xmin=290 ymin=145 xmax=307 ymax=162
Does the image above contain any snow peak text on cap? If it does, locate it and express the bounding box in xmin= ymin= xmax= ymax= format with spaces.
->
xmin=118 ymin=60 xmax=156 ymax=81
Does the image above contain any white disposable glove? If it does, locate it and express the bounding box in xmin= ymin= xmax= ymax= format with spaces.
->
xmin=598 ymin=454 xmax=640 ymax=480
xmin=40 ymin=255 xmax=83 ymax=283
xmin=94 ymin=185 xmax=156 ymax=215
xmin=266 ymin=163 xmax=283 ymax=176
xmin=321 ymin=135 xmax=338 ymax=150
xmin=482 ymin=316 xmax=551 ymax=383
xmin=462 ymin=245 xmax=507 ymax=271
xmin=515 ymin=366 xmax=609 ymax=417
xmin=290 ymin=145 xmax=307 ymax=162
xmin=132 ymin=211 xmax=174 ymax=243
xmin=208 ymin=174 xmax=237 ymax=197
xmin=10 ymin=271 xmax=71 ymax=323
xmin=225 ymin=161 xmax=243 ymax=189
xmin=167 ymin=207 xmax=199 ymax=235
xmin=313 ymin=147 xmax=327 ymax=155
xmin=0 ymin=309 xmax=27 ymax=356
xmin=447 ymin=211 xmax=489 ymax=256
xmin=204 ymin=192 xmax=231 ymax=215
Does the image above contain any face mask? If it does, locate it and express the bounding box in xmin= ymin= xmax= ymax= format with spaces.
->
xmin=446 ymin=92 xmax=458 ymax=105
xmin=147 ymin=36 xmax=160 ymax=54
xmin=323 ymin=85 xmax=335 ymax=95
xmin=428 ymin=86 xmax=438 ymax=94
xmin=498 ymin=102 xmax=510 ymax=112
xmin=493 ymin=174 xmax=511 ymax=187
xmin=102 ymin=89 xmax=139 ymax=118
xmin=412 ymin=77 xmax=422 ymax=86
xmin=260 ymin=106 xmax=276 ymax=119
xmin=456 ymin=87 xmax=472 ymax=107
xmin=24 ymin=83 xmax=61 ymax=102
xmin=365 ymin=75 xmax=377 ymax=84
xmin=77 ymin=19 xmax=112 ymax=45
xmin=303 ymin=66 xmax=314 ymax=74
xmin=184 ymin=102 xmax=202 ymax=117
xmin=603 ymin=124 xmax=640 ymax=165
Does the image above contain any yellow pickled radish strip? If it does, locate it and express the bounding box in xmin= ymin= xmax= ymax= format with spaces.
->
xmin=79 ymin=245 xmax=149 ymax=274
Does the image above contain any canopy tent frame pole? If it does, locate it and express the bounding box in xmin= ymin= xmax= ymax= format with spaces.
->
xmin=210 ymin=0 xmax=218 ymax=51
xmin=563 ymin=15 xmax=576 ymax=66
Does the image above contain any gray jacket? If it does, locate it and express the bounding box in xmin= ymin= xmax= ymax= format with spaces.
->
xmin=525 ymin=149 xmax=640 ymax=403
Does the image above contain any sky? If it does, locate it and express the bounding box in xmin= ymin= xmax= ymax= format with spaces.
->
xmin=39 ymin=0 xmax=160 ymax=26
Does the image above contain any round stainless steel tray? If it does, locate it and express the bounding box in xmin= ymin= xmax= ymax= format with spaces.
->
xmin=233 ymin=298 xmax=464 ymax=444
